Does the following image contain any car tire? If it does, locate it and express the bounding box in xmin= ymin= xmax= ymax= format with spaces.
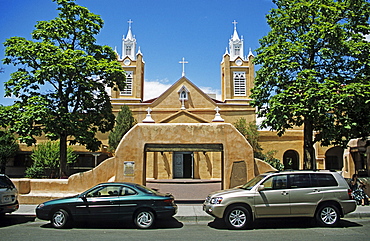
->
xmin=224 ymin=205 xmax=251 ymax=230
xmin=51 ymin=209 xmax=70 ymax=229
xmin=134 ymin=209 xmax=155 ymax=229
xmin=315 ymin=204 xmax=340 ymax=227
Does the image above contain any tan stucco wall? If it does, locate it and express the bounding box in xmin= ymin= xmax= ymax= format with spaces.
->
xmin=112 ymin=123 xmax=255 ymax=189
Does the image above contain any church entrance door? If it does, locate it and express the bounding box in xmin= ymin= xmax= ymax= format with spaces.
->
xmin=173 ymin=152 xmax=193 ymax=178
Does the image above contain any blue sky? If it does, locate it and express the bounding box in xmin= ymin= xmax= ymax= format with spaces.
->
xmin=0 ymin=0 xmax=275 ymax=105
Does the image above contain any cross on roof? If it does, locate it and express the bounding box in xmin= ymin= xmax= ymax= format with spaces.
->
xmin=179 ymin=57 xmax=188 ymax=77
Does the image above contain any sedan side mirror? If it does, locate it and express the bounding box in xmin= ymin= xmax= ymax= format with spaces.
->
xmin=258 ymin=185 xmax=265 ymax=192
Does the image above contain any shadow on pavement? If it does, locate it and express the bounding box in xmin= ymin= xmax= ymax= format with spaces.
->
xmin=208 ymin=217 xmax=362 ymax=230
xmin=0 ymin=214 xmax=36 ymax=228
xmin=40 ymin=217 xmax=183 ymax=229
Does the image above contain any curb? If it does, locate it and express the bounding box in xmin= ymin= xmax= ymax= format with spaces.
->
xmin=174 ymin=216 xmax=214 ymax=222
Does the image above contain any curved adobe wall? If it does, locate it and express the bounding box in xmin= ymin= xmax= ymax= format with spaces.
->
xmin=113 ymin=123 xmax=254 ymax=189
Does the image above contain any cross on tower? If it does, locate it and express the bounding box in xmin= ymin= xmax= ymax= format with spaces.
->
xmin=128 ymin=19 xmax=133 ymax=29
xmin=179 ymin=57 xmax=188 ymax=77
xmin=232 ymin=20 xmax=238 ymax=29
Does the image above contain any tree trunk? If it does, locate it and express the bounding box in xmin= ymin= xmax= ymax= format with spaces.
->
xmin=303 ymin=120 xmax=316 ymax=170
xmin=59 ymin=133 xmax=68 ymax=178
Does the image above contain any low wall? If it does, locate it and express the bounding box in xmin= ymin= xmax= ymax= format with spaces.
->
xmin=12 ymin=158 xmax=276 ymax=204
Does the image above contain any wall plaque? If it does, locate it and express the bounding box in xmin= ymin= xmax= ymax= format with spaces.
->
xmin=124 ymin=161 xmax=135 ymax=176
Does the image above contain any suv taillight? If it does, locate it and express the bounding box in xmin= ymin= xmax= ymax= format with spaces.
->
xmin=348 ymin=189 xmax=353 ymax=199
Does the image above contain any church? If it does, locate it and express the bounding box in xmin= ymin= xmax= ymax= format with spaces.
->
xmin=11 ymin=21 xmax=369 ymax=203
xmin=106 ymin=20 xmax=368 ymax=180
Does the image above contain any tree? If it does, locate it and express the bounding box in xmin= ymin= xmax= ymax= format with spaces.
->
xmin=2 ymin=0 xmax=125 ymax=176
xmin=25 ymin=141 xmax=77 ymax=178
xmin=108 ymin=105 xmax=137 ymax=153
xmin=233 ymin=118 xmax=284 ymax=170
xmin=0 ymin=130 xmax=19 ymax=174
xmin=251 ymin=0 xmax=370 ymax=169
xmin=233 ymin=118 xmax=263 ymax=158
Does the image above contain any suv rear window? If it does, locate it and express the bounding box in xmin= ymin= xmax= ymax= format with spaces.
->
xmin=288 ymin=173 xmax=338 ymax=189
xmin=311 ymin=174 xmax=338 ymax=187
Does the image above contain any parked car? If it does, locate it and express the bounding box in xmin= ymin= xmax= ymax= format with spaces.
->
xmin=203 ymin=170 xmax=356 ymax=229
xmin=36 ymin=182 xmax=177 ymax=229
xmin=0 ymin=174 xmax=19 ymax=216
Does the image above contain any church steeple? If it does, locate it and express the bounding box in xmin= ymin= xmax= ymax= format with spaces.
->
xmin=122 ymin=19 xmax=137 ymax=60
xmin=229 ymin=20 xmax=244 ymax=61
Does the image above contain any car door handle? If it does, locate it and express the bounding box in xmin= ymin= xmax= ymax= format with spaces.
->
xmin=313 ymin=189 xmax=320 ymax=192
xmin=281 ymin=191 xmax=289 ymax=195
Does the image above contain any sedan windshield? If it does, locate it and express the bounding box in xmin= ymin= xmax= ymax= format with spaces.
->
xmin=241 ymin=175 xmax=266 ymax=190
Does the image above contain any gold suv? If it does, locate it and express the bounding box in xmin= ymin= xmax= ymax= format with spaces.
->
xmin=203 ymin=170 xmax=356 ymax=229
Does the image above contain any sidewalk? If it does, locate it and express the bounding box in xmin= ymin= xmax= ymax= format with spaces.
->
xmin=11 ymin=204 xmax=370 ymax=222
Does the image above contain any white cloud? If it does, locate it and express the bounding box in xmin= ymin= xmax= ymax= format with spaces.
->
xmin=144 ymin=79 xmax=172 ymax=100
xmin=199 ymin=86 xmax=221 ymax=100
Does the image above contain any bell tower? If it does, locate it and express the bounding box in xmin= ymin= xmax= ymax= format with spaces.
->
xmin=221 ymin=21 xmax=254 ymax=103
xmin=111 ymin=19 xmax=145 ymax=104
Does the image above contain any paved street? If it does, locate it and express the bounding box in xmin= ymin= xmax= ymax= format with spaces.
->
xmin=0 ymin=214 xmax=369 ymax=241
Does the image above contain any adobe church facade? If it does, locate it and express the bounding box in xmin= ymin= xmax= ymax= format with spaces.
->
xmin=12 ymin=21 xmax=369 ymax=204
xmin=109 ymin=22 xmax=258 ymax=183
xmin=106 ymin=21 xmax=368 ymax=180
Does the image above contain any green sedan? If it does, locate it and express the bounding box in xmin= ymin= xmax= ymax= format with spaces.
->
xmin=36 ymin=182 xmax=177 ymax=229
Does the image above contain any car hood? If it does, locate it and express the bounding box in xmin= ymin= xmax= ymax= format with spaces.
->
xmin=42 ymin=195 xmax=79 ymax=206
xmin=208 ymin=187 xmax=248 ymax=197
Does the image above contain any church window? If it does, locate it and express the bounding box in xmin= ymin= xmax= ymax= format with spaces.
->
xmin=234 ymin=45 xmax=240 ymax=56
xmin=120 ymin=71 xmax=133 ymax=95
xmin=126 ymin=45 xmax=132 ymax=56
xmin=180 ymin=90 xmax=187 ymax=100
xmin=233 ymin=72 xmax=246 ymax=96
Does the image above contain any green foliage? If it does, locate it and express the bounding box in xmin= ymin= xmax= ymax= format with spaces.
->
xmin=108 ymin=106 xmax=137 ymax=153
xmin=25 ymin=141 xmax=77 ymax=178
xmin=233 ymin=118 xmax=263 ymax=156
xmin=260 ymin=150 xmax=284 ymax=171
xmin=233 ymin=118 xmax=283 ymax=170
xmin=0 ymin=130 xmax=19 ymax=173
xmin=251 ymin=0 xmax=370 ymax=168
xmin=2 ymin=0 xmax=126 ymax=175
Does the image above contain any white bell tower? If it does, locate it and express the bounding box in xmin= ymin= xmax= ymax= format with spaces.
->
xmin=122 ymin=19 xmax=137 ymax=60
xmin=229 ymin=20 xmax=244 ymax=61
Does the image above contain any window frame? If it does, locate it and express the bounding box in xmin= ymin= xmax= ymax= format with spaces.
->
xmin=233 ymin=71 xmax=246 ymax=96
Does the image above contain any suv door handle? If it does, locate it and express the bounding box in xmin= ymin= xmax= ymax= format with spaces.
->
xmin=281 ymin=191 xmax=289 ymax=195
xmin=313 ymin=189 xmax=320 ymax=192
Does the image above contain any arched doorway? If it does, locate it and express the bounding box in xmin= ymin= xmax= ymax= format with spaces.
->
xmin=283 ymin=150 xmax=299 ymax=170
xmin=325 ymin=146 xmax=344 ymax=171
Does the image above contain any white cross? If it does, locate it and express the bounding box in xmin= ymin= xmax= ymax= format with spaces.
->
xmin=179 ymin=57 xmax=188 ymax=77
xmin=214 ymin=106 xmax=221 ymax=114
xmin=146 ymin=107 xmax=152 ymax=115
xmin=232 ymin=20 xmax=238 ymax=29
xmin=128 ymin=19 xmax=133 ymax=29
